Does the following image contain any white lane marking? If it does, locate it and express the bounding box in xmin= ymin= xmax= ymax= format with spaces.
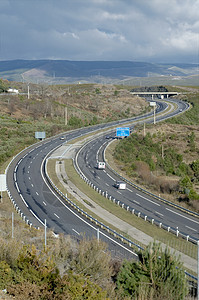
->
xmin=15 ymin=182 xmax=20 ymax=193
xmin=30 ymin=209 xmax=45 ymax=226
xmin=105 ymin=183 xmax=109 ymax=186
xmin=29 ymin=177 xmax=31 ymax=180
xmin=36 ymin=192 xmax=39 ymax=196
xmin=166 ymin=208 xmax=199 ymax=225
xmin=54 ymin=213 xmax=60 ymax=219
xmin=136 ymin=193 xmax=160 ymax=206
xmin=14 ymin=166 xmax=18 ymax=172
xmin=28 ymin=165 xmax=30 ymax=168
xmin=97 ymin=176 xmax=100 ymax=179
xmin=117 ymin=191 xmax=122 ymax=194
xmin=72 ymin=228 xmax=80 ymax=235
xmin=106 ymin=173 xmax=115 ymax=181
xmin=20 ymin=194 xmax=29 ymax=207
xmin=27 ymin=171 xmax=30 ymax=174
xmin=30 ymin=161 xmax=32 ymax=164
xmin=127 ymin=188 xmax=133 ymax=193
xmin=40 ymin=154 xmax=138 ymax=257
xmin=133 ymin=200 xmax=140 ymax=204
xmin=31 ymin=184 xmax=34 ymax=187
xmin=14 ymin=173 xmax=17 ymax=181
xmin=185 ymin=225 xmax=197 ymax=232
xmin=155 ymin=211 xmax=164 ymax=217
xmin=43 ymin=201 xmax=46 ymax=206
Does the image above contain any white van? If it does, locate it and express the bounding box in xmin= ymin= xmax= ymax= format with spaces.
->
xmin=114 ymin=181 xmax=126 ymax=190
xmin=97 ymin=162 xmax=105 ymax=169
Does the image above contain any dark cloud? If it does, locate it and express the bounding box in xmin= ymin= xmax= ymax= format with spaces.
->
xmin=0 ymin=0 xmax=198 ymax=63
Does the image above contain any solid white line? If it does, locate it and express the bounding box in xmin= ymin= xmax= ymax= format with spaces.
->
xmin=72 ymin=228 xmax=80 ymax=235
xmin=166 ymin=208 xmax=199 ymax=225
xmin=40 ymin=156 xmax=138 ymax=257
xmin=185 ymin=225 xmax=197 ymax=232
xmin=54 ymin=213 xmax=60 ymax=219
xmin=136 ymin=193 xmax=160 ymax=206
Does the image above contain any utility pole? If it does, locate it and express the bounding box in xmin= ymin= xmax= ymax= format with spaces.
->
xmin=28 ymin=84 xmax=30 ymax=99
xmin=44 ymin=219 xmax=47 ymax=250
xmin=65 ymin=107 xmax=67 ymax=125
xmin=12 ymin=212 xmax=14 ymax=238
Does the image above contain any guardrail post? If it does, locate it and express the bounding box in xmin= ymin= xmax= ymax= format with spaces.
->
xmin=152 ymin=218 xmax=154 ymax=224
xmin=186 ymin=235 xmax=189 ymax=242
xmin=176 ymin=227 xmax=179 ymax=237
xmin=117 ymin=200 xmax=120 ymax=206
xmin=168 ymin=226 xmax=170 ymax=232
xmin=144 ymin=216 xmax=147 ymax=221
xmin=138 ymin=212 xmax=141 ymax=217
xmin=159 ymin=223 xmax=162 ymax=228
xmin=126 ymin=206 xmax=129 ymax=211
xmin=132 ymin=209 xmax=135 ymax=214
xmin=122 ymin=203 xmax=124 ymax=208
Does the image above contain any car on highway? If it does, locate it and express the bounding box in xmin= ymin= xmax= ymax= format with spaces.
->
xmin=114 ymin=181 xmax=126 ymax=190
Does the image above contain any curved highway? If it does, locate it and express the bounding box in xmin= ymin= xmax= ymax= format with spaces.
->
xmin=6 ymin=97 xmax=192 ymax=257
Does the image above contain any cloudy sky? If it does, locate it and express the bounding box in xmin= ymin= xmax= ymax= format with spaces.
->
xmin=0 ymin=0 xmax=198 ymax=63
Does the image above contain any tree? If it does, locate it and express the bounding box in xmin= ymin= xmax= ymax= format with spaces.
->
xmin=116 ymin=242 xmax=188 ymax=300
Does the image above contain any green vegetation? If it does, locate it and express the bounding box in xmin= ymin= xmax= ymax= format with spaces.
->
xmin=0 ymin=233 xmax=190 ymax=299
xmin=116 ymin=242 xmax=188 ymax=300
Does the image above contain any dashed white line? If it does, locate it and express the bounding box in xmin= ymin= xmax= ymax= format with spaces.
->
xmin=117 ymin=191 xmax=122 ymax=194
xmin=15 ymin=182 xmax=20 ymax=193
xmin=106 ymin=173 xmax=115 ymax=181
xmin=43 ymin=201 xmax=46 ymax=206
xmin=31 ymin=184 xmax=34 ymax=187
xmin=136 ymin=193 xmax=160 ymax=206
xmin=127 ymin=188 xmax=133 ymax=193
xmin=54 ymin=213 xmax=60 ymax=219
xmin=36 ymin=192 xmax=39 ymax=196
xmin=105 ymin=183 xmax=109 ymax=186
xmin=133 ymin=200 xmax=140 ymax=204
xmin=155 ymin=211 xmax=164 ymax=217
xmin=20 ymin=194 xmax=28 ymax=207
xmin=72 ymin=228 xmax=80 ymax=235
xmin=166 ymin=208 xmax=199 ymax=225
xmin=185 ymin=225 xmax=197 ymax=232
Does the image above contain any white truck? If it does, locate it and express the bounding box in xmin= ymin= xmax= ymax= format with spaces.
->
xmin=97 ymin=162 xmax=105 ymax=169
xmin=114 ymin=181 xmax=126 ymax=190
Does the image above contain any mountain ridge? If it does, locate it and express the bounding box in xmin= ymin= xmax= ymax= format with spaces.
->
xmin=0 ymin=59 xmax=198 ymax=84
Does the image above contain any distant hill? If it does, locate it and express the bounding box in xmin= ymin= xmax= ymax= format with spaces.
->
xmin=0 ymin=59 xmax=198 ymax=84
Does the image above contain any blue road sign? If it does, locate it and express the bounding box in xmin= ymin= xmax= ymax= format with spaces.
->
xmin=116 ymin=127 xmax=130 ymax=137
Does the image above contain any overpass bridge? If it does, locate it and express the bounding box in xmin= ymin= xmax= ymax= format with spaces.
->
xmin=130 ymin=91 xmax=185 ymax=99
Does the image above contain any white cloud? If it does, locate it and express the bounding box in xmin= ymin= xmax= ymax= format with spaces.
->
xmin=0 ymin=0 xmax=198 ymax=63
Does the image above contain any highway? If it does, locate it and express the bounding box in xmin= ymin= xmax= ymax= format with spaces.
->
xmin=6 ymin=97 xmax=194 ymax=258
xmin=76 ymin=129 xmax=199 ymax=242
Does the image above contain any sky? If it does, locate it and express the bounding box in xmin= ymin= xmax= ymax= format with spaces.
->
xmin=0 ymin=0 xmax=198 ymax=63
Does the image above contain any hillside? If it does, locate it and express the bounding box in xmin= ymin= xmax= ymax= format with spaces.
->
xmin=0 ymin=59 xmax=198 ymax=85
